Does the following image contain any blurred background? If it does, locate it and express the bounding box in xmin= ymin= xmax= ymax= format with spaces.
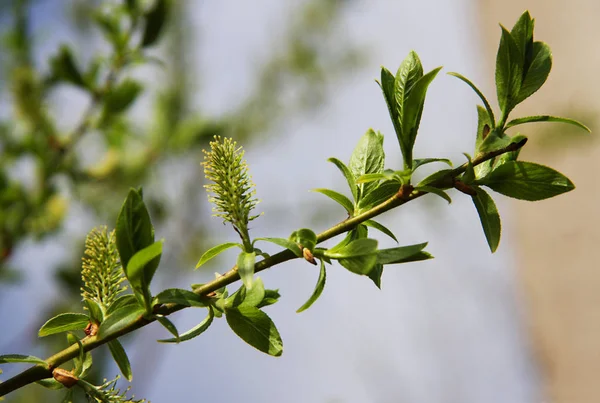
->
xmin=0 ymin=0 xmax=596 ymax=402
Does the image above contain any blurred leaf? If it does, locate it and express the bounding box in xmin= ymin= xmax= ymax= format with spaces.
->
xmin=49 ymin=45 xmax=85 ymax=88
xmin=0 ymin=355 xmax=48 ymax=367
xmin=480 ymin=161 xmax=575 ymax=201
xmin=225 ymin=306 xmax=283 ymax=357
xmin=297 ymin=259 xmax=326 ymax=313
xmin=471 ymin=187 xmax=501 ymax=252
xmin=38 ymin=313 xmax=89 ymax=337
xmin=141 ymin=0 xmax=169 ymax=47
xmin=108 ymin=339 xmax=132 ymax=381
xmin=102 ymin=79 xmax=143 ymax=118
xmin=196 ymin=242 xmax=242 ymax=269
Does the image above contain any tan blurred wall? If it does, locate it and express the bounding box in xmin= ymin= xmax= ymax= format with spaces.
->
xmin=478 ymin=1 xmax=600 ymax=402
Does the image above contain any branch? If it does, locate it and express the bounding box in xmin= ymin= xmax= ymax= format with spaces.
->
xmin=0 ymin=139 xmax=525 ymax=397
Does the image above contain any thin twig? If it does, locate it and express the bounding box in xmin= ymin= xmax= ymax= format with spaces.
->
xmin=0 ymin=139 xmax=525 ymax=397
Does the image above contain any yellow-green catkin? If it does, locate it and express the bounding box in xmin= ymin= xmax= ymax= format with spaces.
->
xmin=80 ymin=226 xmax=126 ymax=311
xmin=202 ymin=136 xmax=261 ymax=246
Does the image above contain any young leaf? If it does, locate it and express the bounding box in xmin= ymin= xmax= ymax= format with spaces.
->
xmin=471 ymin=187 xmax=501 ymax=253
xmin=38 ymin=313 xmax=90 ymax=337
xmin=67 ymin=334 xmax=92 ymax=378
xmin=474 ymin=105 xmax=495 ymax=178
xmin=412 ymin=158 xmax=453 ymax=171
xmin=126 ymin=240 xmax=163 ymax=293
xmin=196 ymin=242 xmax=242 ymax=269
xmin=326 ymin=238 xmax=379 ymax=275
xmin=254 ymin=237 xmax=302 ymax=257
xmin=515 ymin=42 xmax=552 ymax=104
xmin=97 ymin=304 xmax=145 ymax=339
xmin=327 ymin=157 xmax=358 ymax=202
xmin=158 ymin=310 xmax=214 ymax=343
xmin=356 ymin=181 xmax=400 ymax=211
xmin=84 ymin=300 xmax=104 ymax=324
xmin=226 ymin=278 xmax=266 ymax=309
xmin=414 ymin=185 xmax=452 ymax=204
xmin=107 ymin=339 xmax=132 ymax=381
xmin=115 ymin=188 xmax=155 ymax=272
xmin=378 ymin=67 xmax=402 ymax=152
xmin=153 ymin=288 xmax=207 ymax=307
xmin=157 ymin=316 xmax=179 ymax=341
xmin=141 ymin=0 xmax=168 ymax=47
xmin=106 ymin=295 xmax=138 ymax=316
xmin=447 ymin=72 xmax=495 ymax=125
xmin=0 ymin=355 xmax=48 ymax=367
xmin=377 ymin=243 xmax=428 ymax=264
xmin=297 ymin=259 xmax=327 ymax=313
xmin=36 ymin=378 xmax=64 ymax=390
xmin=505 ymin=115 xmax=591 ymax=132
xmin=495 ymin=134 xmax=527 ymax=166
xmin=402 ymin=66 xmax=443 ymax=165
xmin=237 ymin=251 xmax=256 ymax=289
xmin=496 ymin=26 xmax=524 ymax=119
xmin=367 ymin=263 xmax=384 ymax=289
xmin=363 ymin=220 xmax=398 ymax=243
xmin=356 ymin=173 xmax=390 ymax=184
xmin=480 ymin=161 xmax=575 ymax=201
xmin=311 ymin=188 xmax=354 ymax=214
xmin=348 ymin=129 xmax=385 ymax=199
xmin=289 ymin=228 xmax=318 ymax=252
xmin=225 ymin=306 xmax=283 ymax=357
xmin=256 ymin=289 xmax=281 ymax=308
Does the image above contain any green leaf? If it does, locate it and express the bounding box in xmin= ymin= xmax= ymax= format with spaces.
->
xmin=36 ymin=379 xmax=64 ymax=390
xmin=289 ymin=228 xmax=318 ymax=252
xmin=103 ymin=79 xmax=143 ymax=117
xmin=107 ymin=339 xmax=132 ymax=381
xmin=471 ymin=187 xmax=501 ymax=253
xmin=297 ymin=259 xmax=327 ymax=313
xmin=349 ymin=129 xmax=385 ymax=199
xmin=367 ymin=264 xmax=384 ymax=289
xmin=158 ymin=310 xmax=214 ymax=343
xmin=256 ymin=289 xmax=281 ymax=308
xmin=474 ymin=105 xmax=495 ymax=178
xmin=412 ymin=158 xmax=453 ymax=171
xmin=67 ymin=334 xmax=92 ymax=378
xmin=237 ymin=251 xmax=256 ymax=289
xmin=402 ymin=66 xmax=443 ymax=167
xmin=106 ymin=295 xmax=138 ymax=316
xmin=414 ymin=185 xmax=452 ymax=204
xmin=84 ymin=300 xmax=104 ymax=324
xmin=153 ymin=288 xmax=207 ymax=307
xmin=378 ymin=67 xmax=403 ymax=154
xmin=126 ymin=240 xmax=163 ymax=309
xmin=516 ymin=42 xmax=552 ymax=104
xmin=495 ymin=134 xmax=527 ymax=166
xmin=225 ymin=306 xmax=283 ymax=357
xmin=49 ymin=45 xmax=85 ymax=88
xmin=0 ymin=355 xmax=48 ymax=367
xmin=480 ymin=161 xmax=575 ymax=201
xmin=157 ymin=316 xmax=179 ymax=340
xmin=417 ymin=169 xmax=454 ymax=189
xmin=505 ymin=115 xmax=590 ymax=132
xmin=327 ymin=157 xmax=358 ymax=202
xmin=377 ymin=243 xmax=428 ymax=264
xmin=141 ymin=0 xmax=169 ymax=47
xmin=226 ymin=278 xmax=266 ymax=309
xmin=97 ymin=304 xmax=145 ymax=339
xmin=496 ymin=26 xmax=524 ymax=118
xmin=356 ymin=181 xmax=400 ymax=211
xmin=509 ymin=11 xmax=534 ymax=56
xmin=363 ymin=220 xmax=398 ymax=243
xmin=196 ymin=242 xmax=242 ymax=268
xmin=447 ymin=72 xmax=495 ymax=125
xmin=355 ymin=172 xmax=390 ymax=184
xmin=254 ymin=237 xmax=302 ymax=256
xmin=38 ymin=313 xmax=90 ymax=337
xmin=311 ymin=188 xmax=354 ymax=214
xmin=326 ymin=238 xmax=378 ymax=275
xmin=462 ymin=153 xmax=476 ymax=184
xmin=115 ymin=188 xmax=155 ymax=273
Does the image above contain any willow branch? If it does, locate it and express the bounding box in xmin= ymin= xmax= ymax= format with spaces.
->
xmin=0 ymin=138 xmax=525 ymax=397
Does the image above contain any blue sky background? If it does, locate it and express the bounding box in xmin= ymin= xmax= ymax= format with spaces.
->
xmin=1 ymin=1 xmax=541 ymax=402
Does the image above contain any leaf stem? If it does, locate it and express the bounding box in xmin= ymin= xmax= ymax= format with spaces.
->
xmin=0 ymin=139 xmax=525 ymax=397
